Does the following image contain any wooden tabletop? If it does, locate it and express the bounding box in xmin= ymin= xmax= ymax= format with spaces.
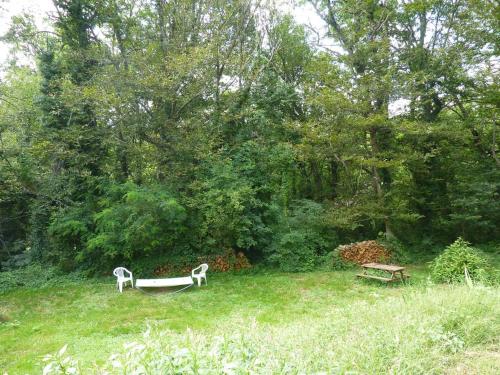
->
xmin=361 ymin=263 xmax=405 ymax=272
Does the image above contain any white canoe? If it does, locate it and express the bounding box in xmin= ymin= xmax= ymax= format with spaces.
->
xmin=135 ymin=276 xmax=194 ymax=288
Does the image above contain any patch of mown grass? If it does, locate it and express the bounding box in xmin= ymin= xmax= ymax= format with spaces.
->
xmin=1 ymin=266 xmax=499 ymax=373
xmin=42 ymin=284 xmax=500 ymax=375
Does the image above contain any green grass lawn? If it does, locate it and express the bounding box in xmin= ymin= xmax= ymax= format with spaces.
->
xmin=1 ymin=266 xmax=499 ymax=374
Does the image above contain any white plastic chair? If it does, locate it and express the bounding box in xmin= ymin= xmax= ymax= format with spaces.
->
xmin=113 ymin=267 xmax=133 ymax=293
xmin=191 ymin=264 xmax=209 ymax=287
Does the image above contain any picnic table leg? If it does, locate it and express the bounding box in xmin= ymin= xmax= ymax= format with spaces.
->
xmin=390 ymin=271 xmax=403 ymax=282
xmin=400 ymin=270 xmax=407 ymax=283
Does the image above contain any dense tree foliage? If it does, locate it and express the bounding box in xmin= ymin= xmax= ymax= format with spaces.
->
xmin=0 ymin=0 xmax=498 ymax=272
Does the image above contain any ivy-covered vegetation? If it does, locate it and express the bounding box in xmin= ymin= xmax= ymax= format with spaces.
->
xmin=0 ymin=0 xmax=498 ymax=274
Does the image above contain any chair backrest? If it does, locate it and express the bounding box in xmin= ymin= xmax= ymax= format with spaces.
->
xmin=193 ymin=263 xmax=209 ymax=275
xmin=113 ymin=267 xmax=131 ymax=278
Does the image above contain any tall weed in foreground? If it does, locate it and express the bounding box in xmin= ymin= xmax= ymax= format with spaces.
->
xmin=40 ymin=285 xmax=499 ymax=374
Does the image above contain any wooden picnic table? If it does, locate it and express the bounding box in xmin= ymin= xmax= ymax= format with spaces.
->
xmin=356 ymin=262 xmax=410 ymax=283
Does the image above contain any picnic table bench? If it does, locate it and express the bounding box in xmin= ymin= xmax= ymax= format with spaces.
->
xmin=356 ymin=262 xmax=410 ymax=283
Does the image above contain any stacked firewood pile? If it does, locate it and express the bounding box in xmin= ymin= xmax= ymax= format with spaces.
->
xmin=202 ymin=251 xmax=251 ymax=272
xmin=337 ymin=240 xmax=390 ymax=264
xmin=154 ymin=250 xmax=251 ymax=276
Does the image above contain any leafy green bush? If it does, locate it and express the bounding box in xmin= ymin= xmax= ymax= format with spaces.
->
xmin=84 ymin=183 xmax=187 ymax=269
xmin=0 ymin=244 xmax=31 ymax=270
xmin=268 ymin=200 xmax=338 ymax=271
xmin=0 ymin=263 xmax=85 ymax=293
xmin=430 ymin=238 xmax=492 ymax=284
xmin=47 ymin=183 xmax=187 ymax=272
xmin=48 ymin=205 xmax=93 ymax=271
xmin=269 ymin=230 xmax=323 ymax=272
xmin=191 ymin=156 xmax=273 ymax=254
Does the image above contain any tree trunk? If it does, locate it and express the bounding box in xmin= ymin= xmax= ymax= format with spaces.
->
xmin=369 ymin=127 xmax=395 ymax=239
xmin=330 ymin=160 xmax=339 ymax=199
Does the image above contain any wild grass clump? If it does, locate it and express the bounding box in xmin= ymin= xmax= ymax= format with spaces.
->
xmin=430 ymin=238 xmax=494 ymax=284
xmin=0 ymin=310 xmax=9 ymax=323
xmin=42 ymin=285 xmax=499 ymax=374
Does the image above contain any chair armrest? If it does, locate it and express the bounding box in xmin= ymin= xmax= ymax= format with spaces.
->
xmin=192 ymin=265 xmax=202 ymax=276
